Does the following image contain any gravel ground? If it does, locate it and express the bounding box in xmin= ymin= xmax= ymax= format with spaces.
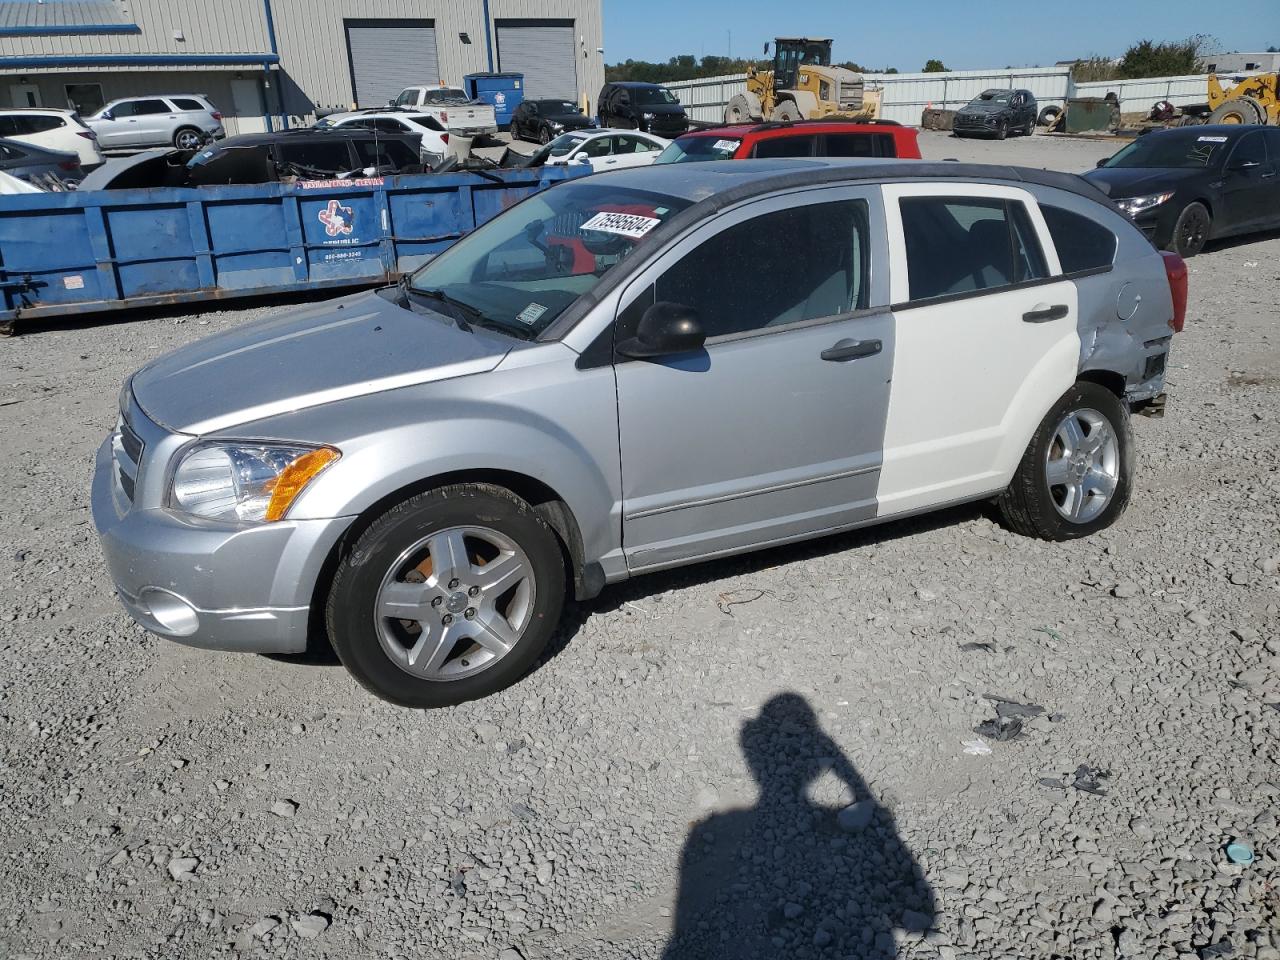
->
xmin=2 ymin=131 xmax=1278 ymax=960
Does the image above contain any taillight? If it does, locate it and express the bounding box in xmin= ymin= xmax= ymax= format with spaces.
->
xmin=58 ymin=159 xmax=79 ymax=171
xmin=1160 ymin=250 xmax=1188 ymax=333
xmin=76 ymin=130 xmax=96 ymax=140
xmin=211 ymin=112 xmax=222 ymax=121
xmin=440 ymin=133 xmax=449 ymax=143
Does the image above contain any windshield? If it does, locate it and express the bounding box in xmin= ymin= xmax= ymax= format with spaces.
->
xmin=655 ymin=135 xmax=741 ymax=164
xmin=969 ymin=91 xmax=1011 ymax=106
xmin=407 ymin=182 xmax=691 ymax=337
xmin=1101 ymin=132 xmax=1229 ymax=169
xmin=538 ymin=100 xmax=580 ymax=115
xmin=525 ymin=132 xmax=591 ymax=164
xmin=632 ymin=87 xmax=678 ymax=106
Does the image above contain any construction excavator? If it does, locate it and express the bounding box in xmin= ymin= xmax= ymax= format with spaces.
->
xmin=723 ymin=37 xmax=881 ymax=123
xmin=1204 ymin=72 xmax=1279 ymax=125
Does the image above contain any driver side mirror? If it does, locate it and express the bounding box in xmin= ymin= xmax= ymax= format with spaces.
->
xmin=100 ymin=110 xmax=114 ymax=121
xmin=617 ymin=301 xmax=706 ymax=359
xmin=1095 ymin=157 xmax=1108 ymax=168
xmin=574 ymin=153 xmax=591 ymax=164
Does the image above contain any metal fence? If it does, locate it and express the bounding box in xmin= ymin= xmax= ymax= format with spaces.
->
xmin=1072 ymin=74 xmax=1209 ymax=111
xmin=667 ymin=68 xmax=1212 ymax=126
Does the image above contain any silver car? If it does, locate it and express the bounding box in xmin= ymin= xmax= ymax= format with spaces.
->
xmin=93 ymin=160 xmax=1187 ymax=707
xmin=86 ymin=95 xmax=224 ymax=151
xmin=0 ymin=137 xmax=82 ymax=184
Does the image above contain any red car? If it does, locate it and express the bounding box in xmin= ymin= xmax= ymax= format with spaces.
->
xmin=654 ymin=119 xmax=921 ymax=164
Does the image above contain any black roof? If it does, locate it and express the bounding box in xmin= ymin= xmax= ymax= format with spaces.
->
xmin=606 ymin=81 xmax=667 ymax=89
xmin=205 ymin=128 xmax=419 ymax=150
xmin=1139 ymin=123 xmax=1259 ymax=139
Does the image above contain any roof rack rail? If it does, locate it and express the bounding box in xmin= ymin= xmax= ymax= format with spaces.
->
xmin=750 ymin=116 xmax=902 ymax=132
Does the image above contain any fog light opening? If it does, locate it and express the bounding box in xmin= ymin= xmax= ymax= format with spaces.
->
xmin=139 ymin=589 xmax=200 ymax=637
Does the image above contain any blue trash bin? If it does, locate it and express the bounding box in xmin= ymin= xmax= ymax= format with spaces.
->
xmin=463 ymin=72 xmax=524 ymax=128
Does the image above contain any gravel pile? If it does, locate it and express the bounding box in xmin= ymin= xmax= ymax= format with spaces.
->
xmin=0 ymin=133 xmax=1277 ymax=959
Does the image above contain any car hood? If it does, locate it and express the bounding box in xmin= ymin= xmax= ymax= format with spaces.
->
xmin=545 ymin=112 xmax=592 ymax=127
xmin=130 ymin=290 xmax=515 ymax=434
xmin=1082 ymin=165 xmax=1205 ymax=197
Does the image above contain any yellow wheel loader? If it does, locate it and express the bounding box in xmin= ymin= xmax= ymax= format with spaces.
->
xmin=1205 ymin=72 xmax=1279 ymax=125
xmin=724 ymin=37 xmax=881 ymax=124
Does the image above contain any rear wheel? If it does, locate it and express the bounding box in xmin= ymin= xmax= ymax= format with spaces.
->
xmin=725 ymin=94 xmax=757 ymax=123
xmin=173 ymin=127 xmax=203 ymax=150
xmin=327 ymin=484 xmax=566 ymax=708
xmin=1166 ymin=201 xmax=1211 ymax=258
xmin=997 ymin=382 xmax=1133 ymax=541
xmin=1207 ymin=96 xmax=1264 ymax=125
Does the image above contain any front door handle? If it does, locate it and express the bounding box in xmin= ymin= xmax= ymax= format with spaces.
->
xmin=1023 ymin=303 xmax=1069 ymax=323
xmin=821 ymin=338 xmax=882 ymax=362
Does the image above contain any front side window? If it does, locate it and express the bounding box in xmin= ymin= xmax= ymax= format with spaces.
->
xmin=899 ymin=197 xmax=1048 ymax=302
xmin=1040 ymin=205 xmax=1116 ymax=274
xmin=579 ymin=137 xmax=613 ymax=158
xmin=753 ymin=135 xmax=815 ymax=158
xmin=129 ymin=99 xmax=172 ymax=116
xmin=652 ymin=199 xmax=870 ymax=339
xmin=394 ymin=90 xmax=416 ymax=107
xmin=1229 ymin=131 xmax=1267 ymax=167
xmin=407 ymin=183 xmax=691 ymax=338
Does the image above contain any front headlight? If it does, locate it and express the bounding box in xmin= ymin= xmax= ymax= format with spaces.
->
xmin=1117 ymin=192 xmax=1174 ymax=216
xmin=170 ymin=442 xmax=340 ymax=522
xmin=549 ymin=121 xmax=563 ymax=130
xmin=643 ymin=112 xmax=656 ymax=120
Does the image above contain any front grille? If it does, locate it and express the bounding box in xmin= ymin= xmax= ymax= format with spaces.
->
xmin=113 ymin=411 xmax=144 ymax=504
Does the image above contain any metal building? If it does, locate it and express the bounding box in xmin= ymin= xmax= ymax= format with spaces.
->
xmin=0 ymin=0 xmax=604 ymax=135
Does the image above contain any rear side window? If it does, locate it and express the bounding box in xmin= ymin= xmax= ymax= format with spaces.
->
xmin=116 ymin=99 xmax=171 ymax=117
xmin=1040 ymin=205 xmax=1117 ymax=274
xmin=4 ymin=114 xmax=65 ymax=134
xmin=822 ymin=133 xmax=894 ymax=158
xmin=654 ymin=199 xmax=870 ymax=338
xmin=354 ymin=138 xmax=419 ymax=168
xmin=276 ymin=141 xmax=354 ymax=173
xmin=171 ymin=98 xmax=206 ymax=112
xmin=899 ymin=197 xmax=1049 ymax=301
xmin=408 ymin=114 xmax=445 ymax=131
xmin=753 ymin=135 xmax=815 ymax=158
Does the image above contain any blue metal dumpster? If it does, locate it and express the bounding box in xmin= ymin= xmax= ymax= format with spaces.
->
xmin=0 ymin=166 xmax=584 ymax=328
xmin=463 ymin=72 xmax=524 ymax=127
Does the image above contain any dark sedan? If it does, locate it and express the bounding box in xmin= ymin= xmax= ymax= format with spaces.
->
xmin=509 ymin=99 xmax=594 ymax=144
xmin=1085 ymin=125 xmax=1280 ymax=257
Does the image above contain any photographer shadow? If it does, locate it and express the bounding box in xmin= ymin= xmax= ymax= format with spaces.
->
xmin=663 ymin=693 xmax=936 ymax=959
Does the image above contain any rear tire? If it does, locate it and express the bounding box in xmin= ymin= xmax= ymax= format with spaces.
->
xmin=1207 ymin=96 xmax=1264 ymax=125
xmin=997 ymin=382 xmax=1133 ymax=541
xmin=173 ymin=126 xmax=203 ymax=150
xmin=773 ymin=100 xmax=803 ymax=122
xmin=326 ymin=484 xmax=566 ymax=708
xmin=1166 ymin=201 xmax=1211 ymax=258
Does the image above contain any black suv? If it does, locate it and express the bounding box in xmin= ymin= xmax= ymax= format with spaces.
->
xmin=509 ymin=98 xmax=595 ymax=144
xmin=596 ymin=82 xmax=689 ymax=137
xmin=953 ymin=89 xmax=1038 ymax=139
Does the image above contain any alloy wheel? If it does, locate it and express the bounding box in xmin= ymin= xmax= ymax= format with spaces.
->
xmin=1044 ymin=407 xmax=1119 ymax=524
xmin=374 ymin=525 xmax=536 ymax=682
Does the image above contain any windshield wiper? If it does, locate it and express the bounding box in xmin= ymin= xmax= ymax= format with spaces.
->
xmin=407 ymin=287 xmax=533 ymax=340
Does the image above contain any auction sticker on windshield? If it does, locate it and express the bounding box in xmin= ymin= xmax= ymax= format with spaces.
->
xmin=1197 ymin=136 xmax=1228 ymax=143
xmin=515 ymin=302 xmax=548 ymax=325
xmin=580 ymin=212 xmax=662 ymax=239
xmin=713 ymin=139 xmax=741 ymax=152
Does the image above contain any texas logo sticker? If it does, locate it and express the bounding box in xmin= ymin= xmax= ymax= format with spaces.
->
xmin=319 ymin=199 xmax=355 ymax=237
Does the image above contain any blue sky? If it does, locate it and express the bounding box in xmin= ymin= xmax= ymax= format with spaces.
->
xmin=602 ymin=0 xmax=1271 ymax=70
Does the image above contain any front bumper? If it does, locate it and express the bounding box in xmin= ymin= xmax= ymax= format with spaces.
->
xmin=92 ymin=434 xmax=351 ymax=654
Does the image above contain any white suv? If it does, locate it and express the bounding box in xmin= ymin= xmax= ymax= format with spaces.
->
xmin=314 ymin=109 xmax=451 ymax=165
xmin=0 ymin=108 xmax=104 ymax=168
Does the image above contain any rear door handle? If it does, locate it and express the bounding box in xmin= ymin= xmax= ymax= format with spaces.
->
xmin=1022 ymin=303 xmax=1069 ymax=323
xmin=821 ymin=338 xmax=882 ymax=362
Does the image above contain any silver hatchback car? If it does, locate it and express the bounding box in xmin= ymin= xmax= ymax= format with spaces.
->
xmin=93 ymin=160 xmax=1188 ymax=707
xmin=86 ymin=95 xmax=224 ymax=151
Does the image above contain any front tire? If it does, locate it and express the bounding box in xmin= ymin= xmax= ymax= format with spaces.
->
xmin=508 ymin=119 xmax=522 ymax=141
xmin=996 ymin=120 xmax=1009 ymax=140
xmin=997 ymin=382 xmax=1133 ymax=541
xmin=1166 ymin=202 xmax=1211 ymax=258
xmin=327 ymin=484 xmax=566 ymax=708
xmin=538 ymin=126 xmax=551 ymax=144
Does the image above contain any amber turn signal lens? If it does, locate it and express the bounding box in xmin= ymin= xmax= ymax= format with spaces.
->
xmin=264 ymin=447 xmax=340 ymax=521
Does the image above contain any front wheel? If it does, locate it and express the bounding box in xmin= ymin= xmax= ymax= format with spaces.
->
xmin=538 ymin=126 xmax=551 ymax=144
xmin=508 ymin=119 xmax=522 ymax=141
xmin=327 ymin=484 xmax=566 ymax=708
xmin=1166 ymin=201 xmax=1211 ymax=258
xmin=997 ymin=382 xmax=1133 ymax=541
xmin=996 ymin=120 xmax=1008 ymax=140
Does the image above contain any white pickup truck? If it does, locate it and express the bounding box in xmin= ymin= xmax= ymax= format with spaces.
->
xmin=391 ymin=85 xmax=498 ymax=137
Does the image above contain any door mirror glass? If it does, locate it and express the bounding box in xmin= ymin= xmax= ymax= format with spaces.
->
xmin=1096 ymin=157 xmax=1108 ymax=168
xmin=574 ymin=153 xmax=591 ymax=164
xmin=101 ymin=110 xmax=114 ymax=121
xmin=617 ymin=301 xmax=706 ymax=358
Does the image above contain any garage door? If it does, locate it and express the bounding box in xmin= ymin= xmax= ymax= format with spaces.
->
xmin=346 ymin=20 xmax=439 ymax=108
xmin=496 ymin=20 xmax=578 ymax=101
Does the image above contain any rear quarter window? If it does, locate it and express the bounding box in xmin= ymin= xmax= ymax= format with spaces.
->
xmin=171 ymin=98 xmax=206 ymax=111
xmin=1040 ymin=205 xmax=1117 ymax=274
xmin=752 ymin=135 xmax=815 ymax=158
